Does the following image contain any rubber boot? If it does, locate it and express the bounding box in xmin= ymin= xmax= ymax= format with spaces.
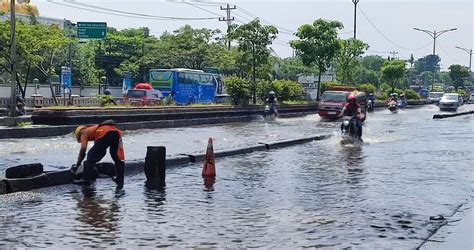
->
xmin=113 ymin=161 xmax=125 ymax=189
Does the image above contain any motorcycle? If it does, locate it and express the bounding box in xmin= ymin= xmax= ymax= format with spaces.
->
xmin=397 ymin=99 xmax=407 ymax=109
xmin=367 ymin=99 xmax=374 ymax=112
xmin=263 ymin=103 xmax=278 ymax=119
xmin=388 ymin=101 xmax=398 ymax=113
xmin=341 ymin=116 xmax=362 ymax=142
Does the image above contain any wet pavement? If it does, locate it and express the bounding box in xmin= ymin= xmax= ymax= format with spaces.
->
xmin=0 ymin=104 xmax=472 ymax=248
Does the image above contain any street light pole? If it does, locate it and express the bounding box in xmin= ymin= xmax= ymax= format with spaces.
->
xmin=352 ymin=0 xmax=360 ymax=40
xmin=9 ymin=0 xmax=17 ymax=117
xmin=455 ymin=46 xmax=473 ymax=72
xmin=413 ymin=27 xmax=457 ymax=55
xmin=413 ymin=27 xmax=457 ymax=91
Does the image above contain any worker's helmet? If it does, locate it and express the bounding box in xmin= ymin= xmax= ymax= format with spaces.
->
xmin=74 ymin=125 xmax=86 ymax=142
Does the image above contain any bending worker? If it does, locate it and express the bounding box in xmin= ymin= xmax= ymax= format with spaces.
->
xmin=74 ymin=120 xmax=125 ymax=188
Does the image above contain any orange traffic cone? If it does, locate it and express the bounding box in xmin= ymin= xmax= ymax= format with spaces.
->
xmin=202 ymin=137 xmax=216 ymax=177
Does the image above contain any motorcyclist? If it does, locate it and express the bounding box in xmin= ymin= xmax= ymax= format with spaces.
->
xmin=339 ymin=94 xmax=363 ymax=138
xmin=366 ymin=93 xmax=375 ymax=111
xmin=388 ymin=93 xmax=398 ymax=103
xmin=399 ymin=93 xmax=407 ymax=106
xmin=265 ymin=91 xmax=278 ymax=115
xmin=16 ymin=96 xmax=26 ymax=116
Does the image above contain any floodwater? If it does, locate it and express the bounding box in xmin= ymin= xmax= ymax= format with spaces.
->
xmin=0 ymin=104 xmax=472 ymax=248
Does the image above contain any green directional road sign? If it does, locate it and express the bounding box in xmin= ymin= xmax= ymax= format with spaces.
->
xmin=77 ymin=22 xmax=107 ymax=39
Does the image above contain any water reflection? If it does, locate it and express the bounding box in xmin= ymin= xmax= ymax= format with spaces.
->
xmin=340 ymin=145 xmax=366 ymax=189
xmin=202 ymin=176 xmax=216 ymax=192
xmin=73 ymin=187 xmax=121 ymax=244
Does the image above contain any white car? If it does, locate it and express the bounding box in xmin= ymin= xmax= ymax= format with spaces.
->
xmin=438 ymin=93 xmax=461 ymax=111
xmin=469 ymin=93 xmax=474 ymax=104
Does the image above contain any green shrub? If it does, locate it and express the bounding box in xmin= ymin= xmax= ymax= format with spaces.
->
xmin=256 ymin=79 xmax=272 ymax=102
xmin=95 ymin=94 xmax=116 ymax=107
xmin=403 ymin=89 xmax=420 ymax=100
xmin=273 ymin=79 xmax=304 ymax=102
xmin=356 ymin=83 xmax=376 ymax=95
xmin=224 ymin=76 xmax=251 ymax=105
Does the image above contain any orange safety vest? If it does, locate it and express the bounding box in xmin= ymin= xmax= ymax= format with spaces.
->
xmin=84 ymin=124 xmax=125 ymax=161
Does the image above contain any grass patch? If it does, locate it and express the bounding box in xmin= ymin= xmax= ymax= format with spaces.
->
xmin=16 ymin=121 xmax=32 ymax=127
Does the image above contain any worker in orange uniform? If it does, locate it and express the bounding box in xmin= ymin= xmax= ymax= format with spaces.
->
xmin=73 ymin=120 xmax=125 ymax=188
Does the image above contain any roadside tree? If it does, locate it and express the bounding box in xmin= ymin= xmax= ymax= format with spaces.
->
xmin=381 ymin=60 xmax=406 ymax=92
xmin=334 ymin=38 xmax=368 ymax=85
xmin=448 ymin=64 xmax=470 ymax=90
xmin=230 ymin=19 xmax=278 ymax=104
xmin=291 ymin=19 xmax=343 ymax=100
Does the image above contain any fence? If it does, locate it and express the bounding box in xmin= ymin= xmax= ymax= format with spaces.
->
xmin=0 ymin=96 xmax=125 ymax=108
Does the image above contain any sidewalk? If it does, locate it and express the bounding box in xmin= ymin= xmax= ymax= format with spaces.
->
xmin=422 ymin=201 xmax=473 ymax=249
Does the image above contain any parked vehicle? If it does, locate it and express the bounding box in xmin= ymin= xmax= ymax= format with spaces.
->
xmin=438 ymin=93 xmax=461 ymax=111
xmin=428 ymin=92 xmax=444 ymax=104
xmin=124 ymin=83 xmax=163 ymax=106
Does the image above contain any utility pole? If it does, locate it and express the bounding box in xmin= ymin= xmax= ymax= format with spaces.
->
xmin=413 ymin=27 xmax=457 ymax=55
xmin=219 ymin=3 xmax=236 ymax=50
xmin=352 ymin=0 xmax=359 ymax=39
xmin=389 ymin=51 xmax=398 ymax=60
xmin=455 ymin=46 xmax=473 ymax=72
xmin=9 ymin=0 xmax=17 ymax=117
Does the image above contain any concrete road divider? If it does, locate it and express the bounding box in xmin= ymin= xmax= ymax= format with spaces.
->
xmin=0 ymin=134 xmax=332 ymax=195
xmin=433 ymin=110 xmax=474 ymax=119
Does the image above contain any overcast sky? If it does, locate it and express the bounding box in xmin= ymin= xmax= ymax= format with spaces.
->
xmin=35 ymin=0 xmax=473 ymax=70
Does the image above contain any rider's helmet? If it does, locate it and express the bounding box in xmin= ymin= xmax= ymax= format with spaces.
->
xmin=400 ymin=93 xmax=405 ymax=97
xmin=347 ymin=94 xmax=357 ymax=103
xmin=269 ymin=90 xmax=275 ymax=95
xmin=103 ymin=89 xmax=112 ymax=95
xmin=369 ymin=93 xmax=374 ymax=96
xmin=74 ymin=125 xmax=86 ymax=142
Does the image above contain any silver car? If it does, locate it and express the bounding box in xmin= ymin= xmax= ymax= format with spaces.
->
xmin=438 ymin=93 xmax=461 ymax=111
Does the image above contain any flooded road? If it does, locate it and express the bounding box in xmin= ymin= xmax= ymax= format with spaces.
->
xmin=0 ymin=104 xmax=472 ymax=248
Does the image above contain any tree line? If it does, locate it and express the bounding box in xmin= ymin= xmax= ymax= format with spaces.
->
xmin=0 ymin=17 xmax=472 ymax=103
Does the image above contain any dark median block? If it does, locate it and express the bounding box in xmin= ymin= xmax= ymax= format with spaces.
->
xmin=0 ymin=181 xmax=8 ymax=195
xmin=214 ymin=145 xmax=267 ymax=158
xmin=433 ymin=110 xmax=474 ymax=119
xmin=6 ymin=163 xmax=43 ymax=178
xmin=5 ymin=173 xmax=52 ymax=192
xmin=261 ymin=135 xmax=331 ymax=150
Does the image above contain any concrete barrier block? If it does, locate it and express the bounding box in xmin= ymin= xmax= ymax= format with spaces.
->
xmin=5 ymin=173 xmax=52 ymax=192
xmin=166 ymin=156 xmax=191 ymax=167
xmin=214 ymin=144 xmax=268 ymax=158
xmin=0 ymin=180 xmax=8 ymax=194
xmin=44 ymin=170 xmax=74 ymax=186
xmin=124 ymin=160 xmax=144 ymax=175
xmin=6 ymin=163 xmax=43 ymax=178
xmin=186 ymin=153 xmax=206 ymax=163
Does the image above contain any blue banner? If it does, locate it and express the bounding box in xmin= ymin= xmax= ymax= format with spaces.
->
xmin=122 ymin=71 xmax=132 ymax=94
xmin=61 ymin=66 xmax=72 ymax=89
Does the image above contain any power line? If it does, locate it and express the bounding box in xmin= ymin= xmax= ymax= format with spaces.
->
xmin=358 ymin=5 xmax=432 ymax=51
xmin=66 ymin=0 xmax=219 ymax=20
xmin=47 ymin=0 xmax=219 ymax=20
xmin=437 ymin=40 xmax=461 ymax=62
xmin=235 ymin=6 xmax=295 ymax=34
